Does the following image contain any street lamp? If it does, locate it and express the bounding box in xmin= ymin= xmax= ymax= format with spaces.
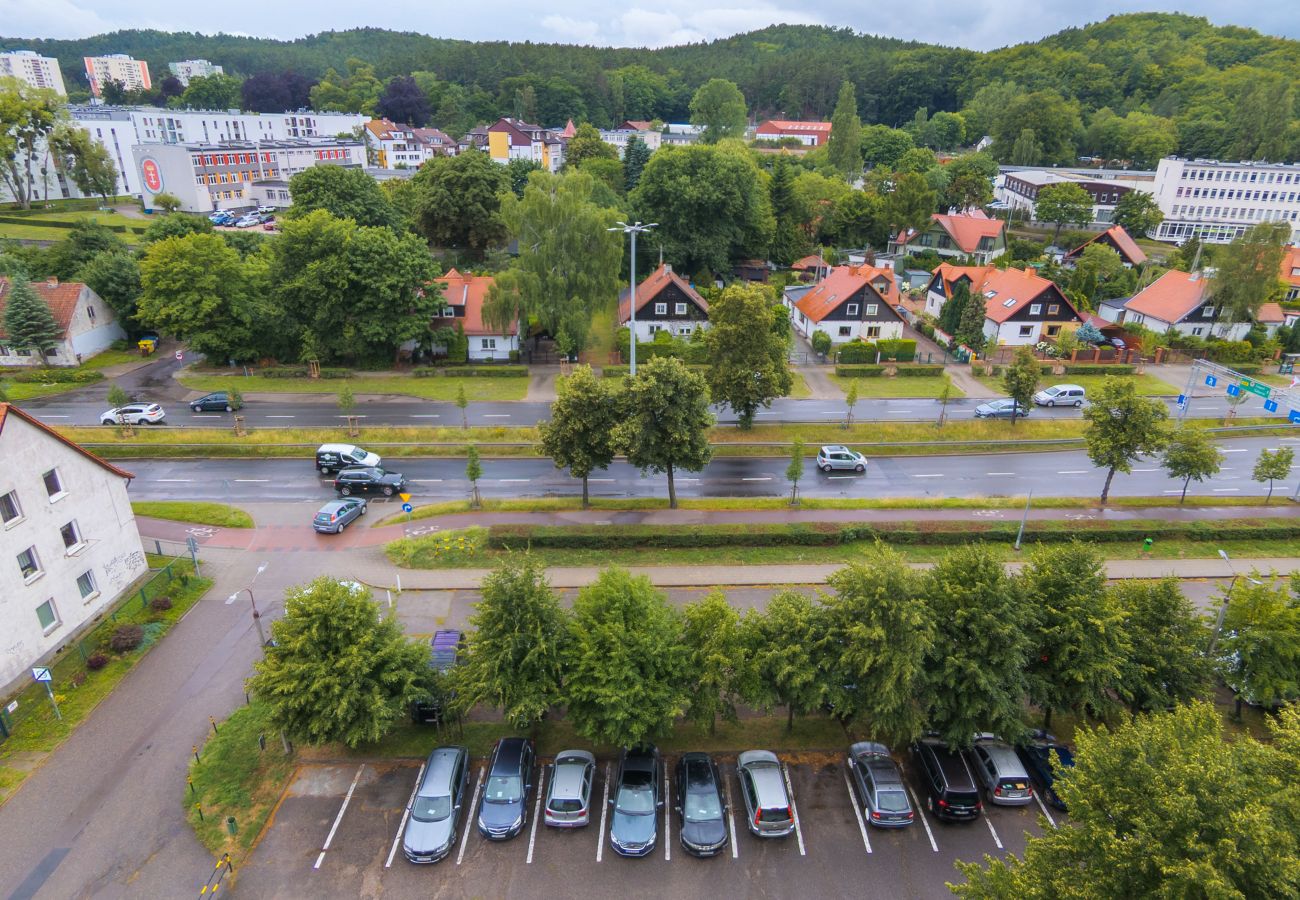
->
xmin=1208 ymin=549 xmax=1261 ymax=654
xmin=608 ymin=221 xmax=657 ymax=376
xmin=229 ymin=562 xmax=270 ymax=650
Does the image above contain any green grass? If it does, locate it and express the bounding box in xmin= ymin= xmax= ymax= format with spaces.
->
xmin=3 ymin=380 xmax=93 ymax=401
xmin=132 ymin=501 xmax=254 ymax=528
xmin=829 ymin=374 xmax=965 ymax=399
xmin=974 ymin=373 xmax=1181 ymax=397
xmin=786 ymin=370 xmax=813 ymax=398
xmin=80 ymin=347 xmax=148 ymax=371
xmin=178 ymin=372 xmax=528 ymax=402
xmin=0 ymin=210 xmax=146 ymax=244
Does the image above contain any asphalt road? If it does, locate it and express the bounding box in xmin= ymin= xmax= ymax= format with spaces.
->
xmin=122 ymin=436 xmax=1300 ymax=504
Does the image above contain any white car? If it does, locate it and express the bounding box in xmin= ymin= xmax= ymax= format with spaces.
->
xmin=234 ymin=214 xmax=261 ymax=228
xmin=256 ymin=205 xmax=277 ymax=215
xmin=100 ymin=402 xmax=166 ymax=425
xmin=1033 ymin=384 xmax=1086 ymax=407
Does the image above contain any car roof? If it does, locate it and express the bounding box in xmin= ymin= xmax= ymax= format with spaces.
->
xmin=421 ymin=746 xmax=467 ymax=793
xmin=1044 ymin=383 xmax=1084 ymax=391
xmin=739 ymin=749 xmax=780 ymax=767
xmin=819 ymin=445 xmax=850 ymax=454
xmin=850 ymin=741 xmax=891 ymax=758
xmin=975 ymin=740 xmax=1027 ymax=770
xmin=622 ymin=746 xmax=658 ymax=772
xmin=918 ymin=738 xmax=978 ymax=788
xmin=551 ymin=753 xmax=593 ymax=796
xmin=318 ymin=443 xmax=362 ymax=453
xmin=491 ymin=738 xmax=530 ymax=771
xmin=338 ymin=466 xmax=380 ymax=476
xmin=318 ymin=500 xmax=354 ymax=512
xmin=682 ymin=755 xmax=718 ymax=789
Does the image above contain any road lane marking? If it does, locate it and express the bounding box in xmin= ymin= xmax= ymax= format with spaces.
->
xmin=266 ymin=415 xmax=295 ymax=419
xmin=411 ymin=479 xmax=443 ymax=483
xmin=596 ymin=763 xmax=610 ymax=862
xmin=587 ymin=478 xmax=615 ymax=482
xmin=843 ymin=769 xmax=872 ymax=854
xmin=906 ymin=785 xmax=939 ymax=852
xmin=410 ymin=414 xmax=440 ymax=418
xmin=1131 ymin=468 xmax=1159 ymax=472
xmin=1222 ymin=449 xmax=1248 ymax=453
xmin=38 ymin=415 xmax=70 ymax=418
xmin=828 ymin=475 xmax=855 ymax=479
xmin=677 ymin=478 xmax=700 ymax=482
xmin=986 ymin=472 xmax=1015 ymax=476
xmin=1032 ymin=789 xmax=1057 ymax=829
xmin=724 ymin=769 xmax=738 ymax=859
xmin=1057 ymin=470 xmax=1088 ymax=475
xmin=234 ymin=479 xmax=269 ymax=482
xmin=385 ymin=761 xmax=427 ymax=867
xmin=1162 ymin=490 xmax=1185 ymax=494
xmin=741 ymin=476 xmax=772 ymax=482
xmin=334 ymin=415 xmax=367 ymax=419
xmin=1213 ymin=488 xmax=1240 ymax=492
xmin=527 ymin=767 xmax=545 ymax=864
xmin=664 ymin=769 xmax=671 ymax=861
xmin=912 ymin=474 xmax=944 ymax=478
xmin=315 ymin=764 xmax=364 ymax=869
xmin=983 ymin=811 xmax=1004 ymax=850
xmin=190 ymin=414 xmax=220 ymax=419
xmin=781 ymin=763 xmax=806 ymax=857
xmin=497 ymin=478 xmax=529 ymax=483
xmin=483 ymin=414 xmax=511 ymax=418
xmin=456 ymin=766 xmax=484 ymax=865
xmin=155 ymin=479 xmax=193 ymax=482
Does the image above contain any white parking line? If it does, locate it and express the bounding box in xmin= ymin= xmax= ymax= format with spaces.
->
xmin=842 ymin=770 xmax=871 ymax=854
xmin=983 ymin=811 xmax=1004 ymax=849
xmin=526 ymin=768 xmax=545 ymax=864
xmin=1032 ymin=789 xmax=1057 ymax=828
xmin=596 ymin=763 xmax=610 ymax=862
xmin=905 ymin=785 xmax=939 ymax=852
xmin=781 ymin=764 xmax=806 ymax=857
xmin=663 ymin=769 xmax=672 ymax=861
xmin=456 ymin=766 xmax=484 ymax=866
xmin=385 ymin=761 xmax=427 ymax=867
xmin=912 ymin=473 xmax=944 ymax=478
xmin=741 ymin=477 xmax=772 ymax=482
xmin=1056 ymin=470 xmax=1088 ymax=475
xmin=724 ymin=771 xmax=738 ymax=859
xmin=315 ymin=764 xmax=364 ymax=869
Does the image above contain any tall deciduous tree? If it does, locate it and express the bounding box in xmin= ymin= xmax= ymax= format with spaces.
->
xmin=617 ymin=357 xmax=713 ymax=509
xmin=703 ymin=282 xmax=793 ymax=429
xmin=285 ymin=165 xmax=398 ymax=230
xmin=375 ymin=75 xmax=431 ymax=126
xmin=1218 ymin=575 xmax=1300 ymax=717
xmin=1111 ymin=579 xmax=1211 ymax=714
xmin=1034 ymin=182 xmax=1094 ymax=244
xmin=49 ymin=124 xmax=118 ymax=202
xmin=77 ymin=250 xmax=141 ymax=328
xmin=1001 ymin=345 xmax=1040 ymax=425
xmin=564 ymin=122 xmax=617 ymax=169
xmin=1009 ymin=128 xmax=1041 ymax=166
xmin=0 ymin=78 xmax=65 ymax=209
xmin=537 ymin=365 xmax=620 ymax=507
xmin=1161 ymin=425 xmax=1222 ymax=502
xmin=681 ymin=592 xmax=745 ymax=734
xmin=248 ymin=577 xmax=431 ymax=747
xmin=410 ymin=149 xmax=510 ymax=259
xmin=1083 ymin=376 xmax=1169 ymax=503
xmin=742 ymin=590 xmax=827 ymax=732
xmin=2 ymin=272 xmax=62 ymax=363
xmin=786 ymin=439 xmax=804 ymax=504
xmin=689 ymin=79 xmax=747 ymax=143
xmin=562 ymin=567 xmax=685 ymax=746
xmin=827 ymin=80 xmax=862 ymax=176
xmin=1211 ymin=222 xmax=1290 ymax=330
xmin=887 ymin=172 xmax=938 ymax=237
xmin=860 ymin=125 xmax=913 ymax=169
xmin=1253 ymin=446 xmax=1295 ymax=503
xmin=1111 ymin=193 xmax=1163 ymax=237
xmin=179 ymin=73 xmax=244 ymax=110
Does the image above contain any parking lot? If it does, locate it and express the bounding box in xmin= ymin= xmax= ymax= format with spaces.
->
xmin=234 ymin=752 xmax=1060 ymax=898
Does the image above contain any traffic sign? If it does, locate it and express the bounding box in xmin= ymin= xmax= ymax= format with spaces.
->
xmin=1291 ymin=410 xmax=1300 ymax=424
xmin=1176 ymin=394 xmax=1186 ymax=406
xmin=1226 ymin=384 xmax=1240 ymax=397
xmin=1264 ymin=399 xmax=1279 ymax=413
xmin=31 ymin=667 xmax=51 ymax=683
xmin=1205 ymin=374 xmax=1217 ymax=387
xmin=1239 ymin=379 xmax=1271 ymax=398
xmin=399 ymin=493 xmax=411 ymax=502
xmin=6 ymin=700 xmax=17 ymax=715
xmin=402 ymin=503 xmax=413 ymax=513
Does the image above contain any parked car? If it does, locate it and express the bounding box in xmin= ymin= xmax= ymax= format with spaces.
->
xmin=846 ymin=742 xmax=914 ymax=828
xmin=316 ymin=443 xmax=381 ymax=474
xmin=100 ymin=402 xmax=165 ymax=425
xmin=262 ymin=222 xmax=277 ymax=232
xmin=402 ymin=745 xmax=470 ymax=863
xmin=312 ymin=498 xmax=366 ymax=534
xmin=544 ymin=750 xmax=596 ymax=828
xmin=190 ymin=391 xmax=236 ymax=412
xmin=968 ymin=734 xmax=1034 ymax=806
xmin=736 ymin=750 xmax=795 ymax=837
xmin=816 ymin=445 xmax=868 ymax=473
xmin=675 ymin=752 xmax=728 ymax=856
xmin=1016 ymin=731 xmax=1075 ymax=811
xmin=257 ymin=205 xmax=277 ymax=215
xmin=334 ymin=466 xmax=406 ymax=497
xmin=208 ymin=211 xmax=233 ymax=225
xmin=258 ymin=212 xmax=275 ymax=223
xmin=477 ymin=737 xmax=534 ymax=840
xmin=1033 ymin=384 xmax=1086 ymax=407
xmin=974 ymin=398 xmax=1029 ymax=419
xmin=911 ymin=736 xmax=982 ymax=822
xmin=234 ymin=213 xmax=261 ymax=228
xmin=609 ymin=745 xmax=662 ymax=857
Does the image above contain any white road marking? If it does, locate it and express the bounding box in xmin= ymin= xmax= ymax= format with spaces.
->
xmin=234 ymin=479 xmax=269 ymax=482
xmin=1213 ymin=488 xmax=1240 ymax=492
xmin=905 ymin=785 xmax=939 ymax=852
xmin=986 ymin=472 xmax=1015 ymax=476
xmin=385 ymin=761 xmax=427 ymax=867
xmin=983 ymin=811 xmax=1004 ymax=849
xmin=912 ymin=474 xmax=944 ymax=478
xmin=888 ymin=410 xmax=913 ymax=414
xmin=724 ymin=769 xmax=738 ymax=859
xmin=827 ymin=475 xmax=855 ymax=479
xmin=1162 ymin=490 xmax=1185 ymax=494
xmin=1032 ymin=789 xmax=1057 ymax=829
xmin=410 ymin=414 xmax=440 ymax=418
xmin=456 ymin=766 xmax=484 ymax=866
xmin=1130 ymin=468 xmax=1159 ymax=472
xmin=411 ymin=479 xmax=443 ymax=483
xmin=155 ymin=479 xmax=193 ymax=482
xmin=842 ymin=769 xmax=872 ymax=854
xmin=755 ymin=412 xmax=776 ymax=416
xmin=1222 ymin=449 xmax=1248 ymax=453
xmin=587 ymin=478 xmax=615 ymax=482
xmin=1057 ymin=470 xmax=1088 ymax=475
xmin=266 ymin=415 xmax=295 ymax=419
xmin=781 ymin=763 xmax=806 ymax=857
xmin=596 ymin=763 xmax=610 ymax=862
xmin=335 ymin=415 xmax=367 ymax=419
xmin=663 ymin=769 xmax=672 ymax=861
xmin=39 ymin=415 xmax=70 ymax=418
xmin=315 ymin=764 xmax=364 ymax=869
xmin=1194 ymin=406 xmax=1216 ymax=410
xmin=526 ymin=767 xmax=545 ymax=864
xmin=741 ymin=477 xmax=772 ymax=482
xmin=482 ymin=414 xmax=511 ymax=418
xmin=497 ymin=478 xmax=529 ymax=483
xmin=676 ymin=478 xmax=700 ymax=482
xmin=190 ymin=414 xmax=220 ymax=419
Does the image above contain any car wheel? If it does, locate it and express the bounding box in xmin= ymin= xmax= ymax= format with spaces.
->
xmin=819 ymin=463 xmax=832 ymax=472
xmin=225 ymin=405 xmax=233 ymax=412
xmin=340 ymin=486 xmax=352 ymax=496
xmin=338 ymin=520 xmax=346 ymax=532
xmin=382 ymin=486 xmax=394 ymax=497
xmin=1046 ymin=400 xmax=1055 ymax=407
xmin=190 ymin=405 xmax=200 ymax=412
xmin=855 ymin=463 xmax=865 ymax=473
xmin=137 ymin=417 xmax=149 ymax=425
xmin=1074 ymin=399 xmax=1083 ymax=408
xmin=359 ymin=504 xmax=367 ymax=515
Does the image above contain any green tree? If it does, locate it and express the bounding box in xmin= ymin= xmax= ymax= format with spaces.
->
xmin=49 ymin=124 xmax=119 ymax=202
xmin=452 ymin=557 xmax=566 ymax=729
xmin=859 ymin=124 xmax=913 ymax=169
xmin=810 ymin=329 xmax=832 ymax=358
xmin=1071 ymin=243 xmax=1124 ymax=306
xmin=308 ymin=59 xmax=383 ymax=114
xmin=48 ymin=219 xmax=128 ymax=279
xmin=142 ymin=213 xmax=213 ymax=244
xmin=689 ymin=78 xmax=747 ymax=143
xmin=337 ymin=384 xmax=356 ymax=432
xmin=562 ymin=567 xmax=685 ymax=746
xmin=616 ymin=357 xmax=713 ymax=509
xmin=485 ymin=170 xmax=621 ymax=356
xmin=894 ymin=147 xmax=938 ymax=175
xmin=827 ymin=80 xmax=862 ymax=175
xmin=681 ymin=592 xmax=745 ymax=734
xmin=226 ymin=384 xmax=243 ymax=411
xmin=768 ymin=156 xmax=809 ymax=265
xmin=938 ymin=279 xmax=969 ymax=336
xmin=936 ymin=374 xmax=956 ymax=427
xmin=2 ymin=271 xmax=62 ymax=363
xmin=1083 ymin=376 xmax=1170 ymax=504
xmin=1001 ymin=345 xmax=1040 ymax=425
xmin=1218 ymin=575 xmax=1300 ymax=716
xmin=742 ymin=590 xmax=827 ymax=732
xmin=920 ymin=111 xmax=965 ymax=151
xmin=954 ymin=281 xmax=988 ymax=351
xmin=247 ymin=577 xmax=430 ymax=747
xmin=76 ymin=250 xmax=141 ymax=327
xmin=0 ymin=78 xmax=65 ymax=209
xmin=827 ymin=188 xmax=887 ymax=247
xmin=887 ymin=172 xmax=938 ymax=237
xmin=1034 ymin=182 xmax=1094 ymax=244
xmin=537 ymin=365 xmax=620 ymax=507
xmin=455 ymin=383 xmax=468 ymax=428
xmin=466 ymin=444 xmax=482 ymax=508
xmin=944 ymin=172 xmax=993 ymax=212
xmin=1161 ymin=425 xmax=1222 ymax=502
xmin=1009 ymin=128 xmax=1042 ymax=166
xmin=106 ymin=383 xmax=129 ymax=410
xmin=1253 ymin=446 xmax=1294 ymax=502
xmin=1211 ymin=222 xmax=1290 ymax=330
xmin=178 ymin=73 xmax=243 ymax=110
xmin=285 ymin=165 xmax=397 ymax=230
xmin=410 ymin=149 xmax=510 ymax=259
xmin=703 ymin=282 xmax=793 ymax=428
xmin=786 ymin=439 xmax=803 ymax=505
xmin=564 ymin=122 xmax=617 ymax=169
xmin=504 ymin=157 xmax=542 ymax=199
xmin=1111 ymin=579 xmax=1211 ymax=714
xmin=1111 ymin=192 xmax=1164 ymax=237
xmin=994 ymin=91 xmax=1081 ymax=166
xmin=843 ymin=380 xmax=858 ymax=428
xmin=622 ymin=135 xmax=651 ymax=193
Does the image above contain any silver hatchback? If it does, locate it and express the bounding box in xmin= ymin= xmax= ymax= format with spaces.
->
xmin=968 ymin=734 xmax=1034 ymax=806
xmin=544 ymin=750 xmax=595 ymax=827
xmin=737 ymin=750 xmax=795 ymax=837
xmin=816 ymin=445 xmax=867 ymax=473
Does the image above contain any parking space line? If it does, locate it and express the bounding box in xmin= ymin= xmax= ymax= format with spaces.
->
xmin=384 ymin=761 xmax=427 ymax=867
xmin=1032 ymin=791 xmax=1057 ymax=828
xmin=983 ymin=812 xmax=1004 ymax=850
xmin=724 ymin=769 xmax=738 ymax=859
xmin=527 ymin=767 xmax=545 ymax=864
xmin=663 ymin=769 xmax=671 ymax=861
xmin=905 ymin=785 xmax=938 ymax=852
xmin=456 ymin=766 xmax=484 ymax=866
xmin=781 ymin=764 xmax=806 ymax=857
xmin=314 ymin=764 xmax=364 ymax=870
xmin=596 ymin=763 xmax=610 ymax=862
xmin=842 ymin=770 xmax=871 ymax=854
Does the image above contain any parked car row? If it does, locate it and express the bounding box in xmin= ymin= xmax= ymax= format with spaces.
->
xmin=208 ymin=208 xmax=275 ymax=228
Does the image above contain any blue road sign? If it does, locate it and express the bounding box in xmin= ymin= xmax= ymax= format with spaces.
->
xmin=1226 ymin=384 xmax=1240 ymax=397
xmin=402 ymin=503 xmax=413 ymax=513
xmin=1291 ymin=410 xmax=1300 ymax=424
xmin=1176 ymin=394 xmax=1186 ymax=406
xmin=1264 ymin=399 xmax=1279 ymax=413
xmin=31 ymin=667 xmax=51 ymax=683
xmin=1205 ymin=375 xmax=1218 ymax=387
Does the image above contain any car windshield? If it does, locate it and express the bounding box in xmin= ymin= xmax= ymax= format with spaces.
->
xmin=877 ymin=790 xmax=909 ymax=813
xmin=549 ymin=798 xmax=583 ymax=813
xmin=683 ymin=790 xmax=722 ymax=823
xmin=352 ymin=447 xmax=371 ymax=458
xmin=411 ymin=794 xmax=451 ymax=822
xmin=1043 ymin=387 xmax=1062 ymax=396
xmin=615 ymin=775 xmax=654 ymax=814
xmin=484 ymin=775 xmax=521 ymax=803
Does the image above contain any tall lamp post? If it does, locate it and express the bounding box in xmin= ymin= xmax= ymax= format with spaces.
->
xmin=608 ymin=221 xmax=657 ymax=376
xmin=230 ymin=562 xmax=270 ymax=651
xmin=1208 ymin=549 xmax=1261 ymax=654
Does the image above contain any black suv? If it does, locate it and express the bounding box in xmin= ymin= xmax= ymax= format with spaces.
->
xmin=911 ymin=736 xmax=982 ymax=822
xmin=675 ymin=752 xmax=728 ymax=857
xmin=477 ymin=737 xmax=535 ymax=840
xmin=334 ymin=466 xmax=407 ymax=497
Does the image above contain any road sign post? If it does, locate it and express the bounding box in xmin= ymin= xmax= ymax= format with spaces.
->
xmin=32 ymin=667 xmax=60 ymax=721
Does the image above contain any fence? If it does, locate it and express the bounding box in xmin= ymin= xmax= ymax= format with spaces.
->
xmin=0 ymin=558 xmax=192 ymax=742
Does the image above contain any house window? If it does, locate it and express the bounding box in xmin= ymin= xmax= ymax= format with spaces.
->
xmin=1018 ymin=325 xmax=1034 ymax=337
xmin=441 ymin=307 xmax=454 ymax=317
xmin=1192 ymin=327 xmax=1204 ymax=336
xmin=654 ymin=302 xmax=667 ymax=316
xmin=61 ymin=520 xmax=83 ymax=551
xmin=865 ymin=304 xmax=878 ymax=316
xmin=675 ymin=302 xmax=687 ymax=315
xmin=838 ymin=326 xmax=852 ymax=336
xmin=866 ymin=326 xmax=881 ymax=338
xmin=36 ymin=598 xmax=60 ymax=634
xmin=481 ymin=338 xmax=496 ymax=350
xmin=1046 ymin=325 xmax=1061 ymax=337
xmin=1029 ymin=304 xmax=1042 ymax=315
xmin=87 ymin=305 xmax=96 ymax=322
xmin=677 ymin=326 xmax=691 ymax=336
xmin=17 ymin=546 xmax=41 ymax=580
xmin=43 ymin=469 xmax=64 ymax=499
xmin=846 ymin=303 xmax=859 ymax=316
xmin=0 ymin=490 xmax=21 ymax=525
xmin=1202 ymin=306 xmax=1215 ymax=317
xmin=1048 ymin=304 xmax=1060 ymax=315
xmin=77 ymin=570 xmax=98 ymax=600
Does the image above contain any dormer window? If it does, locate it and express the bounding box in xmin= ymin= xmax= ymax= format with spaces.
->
xmin=846 ymin=303 xmax=859 ymax=316
xmin=1202 ymin=306 xmax=1215 ymax=317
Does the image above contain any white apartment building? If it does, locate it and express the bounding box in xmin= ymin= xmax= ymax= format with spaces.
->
xmin=168 ymin=59 xmax=224 ymax=86
xmin=994 ymin=169 xmax=1150 ymax=226
xmin=0 ymin=50 xmax=67 ymax=95
xmin=1152 ymin=157 xmax=1300 ymax=245
xmin=83 ymin=54 xmax=151 ymax=97
xmin=0 ymin=403 xmax=147 ymax=696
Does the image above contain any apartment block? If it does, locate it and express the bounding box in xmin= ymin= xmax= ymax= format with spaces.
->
xmin=83 ymin=54 xmax=151 ymax=97
xmin=0 ymin=50 xmax=67 ymax=95
xmin=1151 ymin=157 xmax=1300 ymax=245
xmin=167 ymin=59 xmax=224 ymax=86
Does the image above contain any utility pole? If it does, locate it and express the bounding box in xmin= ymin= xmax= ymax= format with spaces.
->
xmin=608 ymin=221 xmax=658 ymax=376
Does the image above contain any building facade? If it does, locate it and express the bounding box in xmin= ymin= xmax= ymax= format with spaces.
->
xmin=1151 ymin=157 xmax=1300 ymax=245
xmin=459 ymin=119 xmax=566 ymax=172
xmin=784 ymin=265 xmax=906 ymax=345
xmin=0 ymin=278 xmax=125 ymax=368
xmin=364 ymin=119 xmax=456 ymax=169
xmin=0 ymin=403 xmax=148 ymax=696
xmin=889 ymin=212 xmax=1008 ymax=265
xmin=83 ymin=55 xmax=151 ymax=97
xmin=925 ymin=264 xmax=1083 ymax=346
xmin=754 ymin=120 xmax=833 ymax=146
xmin=429 ymin=269 xmax=520 ymax=361
xmin=1097 ymin=269 xmax=1251 ymax=340
xmin=995 ymin=170 xmax=1143 ymax=226
xmin=167 ymin=60 xmax=224 ymax=86
xmin=618 ymin=264 xmax=710 ymax=343
xmin=0 ymin=50 xmax=67 ymax=95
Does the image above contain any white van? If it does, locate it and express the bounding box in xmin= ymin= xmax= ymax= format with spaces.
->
xmin=316 ymin=443 xmax=381 ymax=474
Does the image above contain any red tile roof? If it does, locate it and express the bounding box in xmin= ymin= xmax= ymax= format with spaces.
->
xmin=432 ymin=269 xmax=513 ymax=336
xmin=0 ymin=402 xmax=134 ymax=480
xmin=755 ymin=120 xmax=832 ymax=135
xmin=1124 ymin=270 xmax=1209 ymax=324
xmin=0 ymin=277 xmax=83 ymax=340
xmin=618 ymin=264 xmax=709 ymax=323
xmin=791 ymin=255 xmax=829 ymax=272
xmin=1280 ymin=247 xmax=1300 ymax=288
xmin=931 ymin=263 xmax=1079 ymax=324
xmin=561 ymin=119 xmax=577 ymax=138
xmin=620 ymin=120 xmax=653 ymax=132
xmin=1066 ymin=225 xmax=1148 ymax=266
xmin=894 ymin=213 xmax=1006 ymax=255
xmin=1256 ymin=302 xmax=1285 ymax=324
xmin=791 ymin=265 xmax=901 ymax=324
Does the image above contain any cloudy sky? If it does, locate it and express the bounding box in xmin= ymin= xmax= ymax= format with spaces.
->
xmin=1 ymin=0 xmax=1294 ymax=50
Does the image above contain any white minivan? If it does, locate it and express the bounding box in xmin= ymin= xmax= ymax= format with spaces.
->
xmin=1033 ymin=384 xmax=1086 ymax=407
xmin=315 ymin=443 xmax=382 ymax=474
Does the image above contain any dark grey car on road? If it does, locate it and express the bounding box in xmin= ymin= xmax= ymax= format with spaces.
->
xmin=403 ymin=745 xmax=469 ymax=863
xmin=974 ymin=398 xmax=1029 ymax=419
xmin=312 ymin=498 xmax=366 ymax=534
xmin=847 ymin=741 xmax=914 ymax=828
xmin=477 ymin=738 xmax=534 ymax=840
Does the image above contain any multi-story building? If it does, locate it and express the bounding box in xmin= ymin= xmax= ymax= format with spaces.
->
xmin=0 ymin=50 xmax=67 ymax=95
xmin=459 ymin=118 xmax=566 ymax=172
xmin=0 ymin=277 xmax=126 ymax=368
xmin=994 ymin=170 xmax=1146 ymax=226
xmin=1281 ymin=246 xmax=1300 ymax=302
xmin=599 ymin=124 xmax=662 ymax=156
xmin=1151 ymin=157 xmax=1300 ymax=245
xmin=754 ymin=120 xmax=833 ymax=147
xmin=82 ymin=54 xmax=151 ymax=97
xmin=364 ymin=119 xmax=456 ymax=169
xmin=167 ymin=59 xmax=223 ymax=86
xmin=132 ymin=138 xmax=367 ymax=213
xmin=0 ymin=403 xmax=148 ymax=696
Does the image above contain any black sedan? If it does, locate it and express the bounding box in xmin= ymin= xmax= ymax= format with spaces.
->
xmin=334 ymin=466 xmax=407 ymax=497
xmin=675 ymin=752 xmax=728 ymax=857
xmin=190 ymin=391 xmax=236 ymax=412
xmin=609 ymin=745 xmax=662 ymax=857
xmin=1016 ymin=731 xmax=1075 ymax=811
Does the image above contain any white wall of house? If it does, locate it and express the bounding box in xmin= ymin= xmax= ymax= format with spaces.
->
xmin=988 ymin=319 xmax=1045 ymax=345
xmin=0 ymin=413 xmax=147 ymax=695
xmin=819 ymin=320 xmax=904 ymax=345
xmin=924 ymin=290 xmax=947 ymax=318
xmin=467 ymin=333 xmax=519 ymax=362
xmin=626 ymin=319 xmax=707 ymax=343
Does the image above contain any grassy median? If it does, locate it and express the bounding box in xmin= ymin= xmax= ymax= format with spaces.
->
xmin=974 ymin=372 xmax=1181 ymax=397
xmin=131 ymin=501 xmax=255 ymax=528
xmin=179 ymin=372 xmax=529 ymax=402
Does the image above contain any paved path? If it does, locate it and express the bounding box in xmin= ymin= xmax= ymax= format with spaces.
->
xmin=945 ymin=364 xmax=999 ymax=399
xmin=524 ymin=366 xmax=559 ymax=402
xmin=797 ymin=366 xmax=844 ymax=400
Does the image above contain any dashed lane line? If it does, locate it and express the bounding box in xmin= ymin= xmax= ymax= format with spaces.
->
xmin=385 ymin=761 xmax=427 ymax=867
xmin=843 ymin=769 xmax=872 ymax=854
xmin=456 ymin=767 xmax=484 ymax=866
xmin=315 ymin=764 xmax=364 ymax=870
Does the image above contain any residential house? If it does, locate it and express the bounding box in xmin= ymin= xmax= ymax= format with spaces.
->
xmin=1281 ymin=246 xmax=1300 ymax=302
xmin=618 ymin=264 xmax=710 ymax=343
xmin=0 ymin=402 xmax=148 ymax=696
xmin=431 ymin=269 xmax=520 ymax=362
xmin=1255 ymin=302 xmax=1286 ymax=337
xmin=599 ymin=124 xmax=662 ymax=155
xmin=1063 ymin=225 xmax=1148 ymax=268
xmin=924 ymin=264 xmax=1083 ymax=346
xmin=888 ymin=211 xmax=1007 ymax=264
xmin=790 ymin=255 xmax=832 ymax=280
xmin=754 ymin=120 xmax=833 ymax=147
xmin=784 ymin=264 xmax=906 ymax=345
xmin=0 ymin=278 xmax=125 ymax=368
xmin=1096 ymin=269 xmax=1250 ymax=340
xmin=364 ymin=118 xmax=454 ymax=170
xmin=458 ymin=118 xmax=566 ymax=172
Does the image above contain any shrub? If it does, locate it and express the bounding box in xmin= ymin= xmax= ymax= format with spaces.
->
xmin=70 ymin=671 xmax=87 ymax=687
xmin=811 ymin=330 xmax=833 ymax=356
xmin=1059 ymin=364 xmax=1135 ymax=375
xmin=317 ymin=367 xmax=351 ymax=379
xmin=86 ymin=652 xmax=109 ymax=670
xmin=9 ymin=369 xmax=104 ymax=384
xmin=837 ymin=341 xmax=877 ymax=364
xmin=834 ymin=365 xmax=886 ymax=377
xmin=875 ymin=339 xmax=917 ymax=362
xmin=109 ymin=623 xmax=144 ymax=653
xmin=150 ymin=596 xmax=173 ymax=612
xmin=454 ymin=366 xmax=529 ymax=377
xmin=258 ymin=367 xmax=309 ymax=378
xmin=894 ymin=364 xmax=945 ymax=377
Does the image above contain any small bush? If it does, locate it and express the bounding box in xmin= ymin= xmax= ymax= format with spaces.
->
xmin=835 ymin=365 xmax=886 ymax=377
xmin=258 ymin=367 xmax=309 ymax=378
xmin=9 ymin=369 xmax=104 ymax=384
xmin=109 ymin=623 xmax=144 ymax=653
xmin=454 ymin=366 xmax=529 ymax=377
xmin=894 ymin=364 xmax=945 ymax=377
xmin=837 ymin=341 xmax=878 ymax=364
xmin=70 ymin=671 xmax=87 ymax=687
xmin=317 ymin=367 xmax=351 ymax=379
xmin=875 ymin=339 xmax=917 ymax=362
xmin=86 ymin=651 xmax=109 ymax=670
xmin=150 ymin=596 xmax=173 ymax=612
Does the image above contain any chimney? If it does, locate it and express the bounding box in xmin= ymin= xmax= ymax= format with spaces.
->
xmin=663 ymin=264 xmax=672 ymax=274
xmin=46 ymin=277 xmax=58 ymax=287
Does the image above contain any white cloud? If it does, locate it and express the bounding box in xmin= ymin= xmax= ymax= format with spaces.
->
xmin=0 ymin=0 xmax=114 ymax=39
xmin=540 ymin=15 xmax=602 ymax=45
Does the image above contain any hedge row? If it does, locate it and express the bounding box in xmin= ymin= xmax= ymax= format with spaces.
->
xmin=0 ymin=215 xmax=146 ymax=234
xmin=486 ymin=519 xmax=1300 ymax=551
xmin=411 ymin=366 xmax=528 ymax=378
xmin=837 ymin=339 xmax=918 ymax=364
xmin=602 ymin=364 xmax=707 ymax=378
xmin=987 ymin=363 xmax=1135 ymax=377
xmin=835 ymin=364 xmax=945 ymax=378
xmin=835 ymin=365 xmax=886 ymax=377
xmin=6 ymin=368 xmax=104 ymax=384
xmin=895 ymin=364 xmax=945 ymax=377
xmin=257 ymin=367 xmax=351 ymax=379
